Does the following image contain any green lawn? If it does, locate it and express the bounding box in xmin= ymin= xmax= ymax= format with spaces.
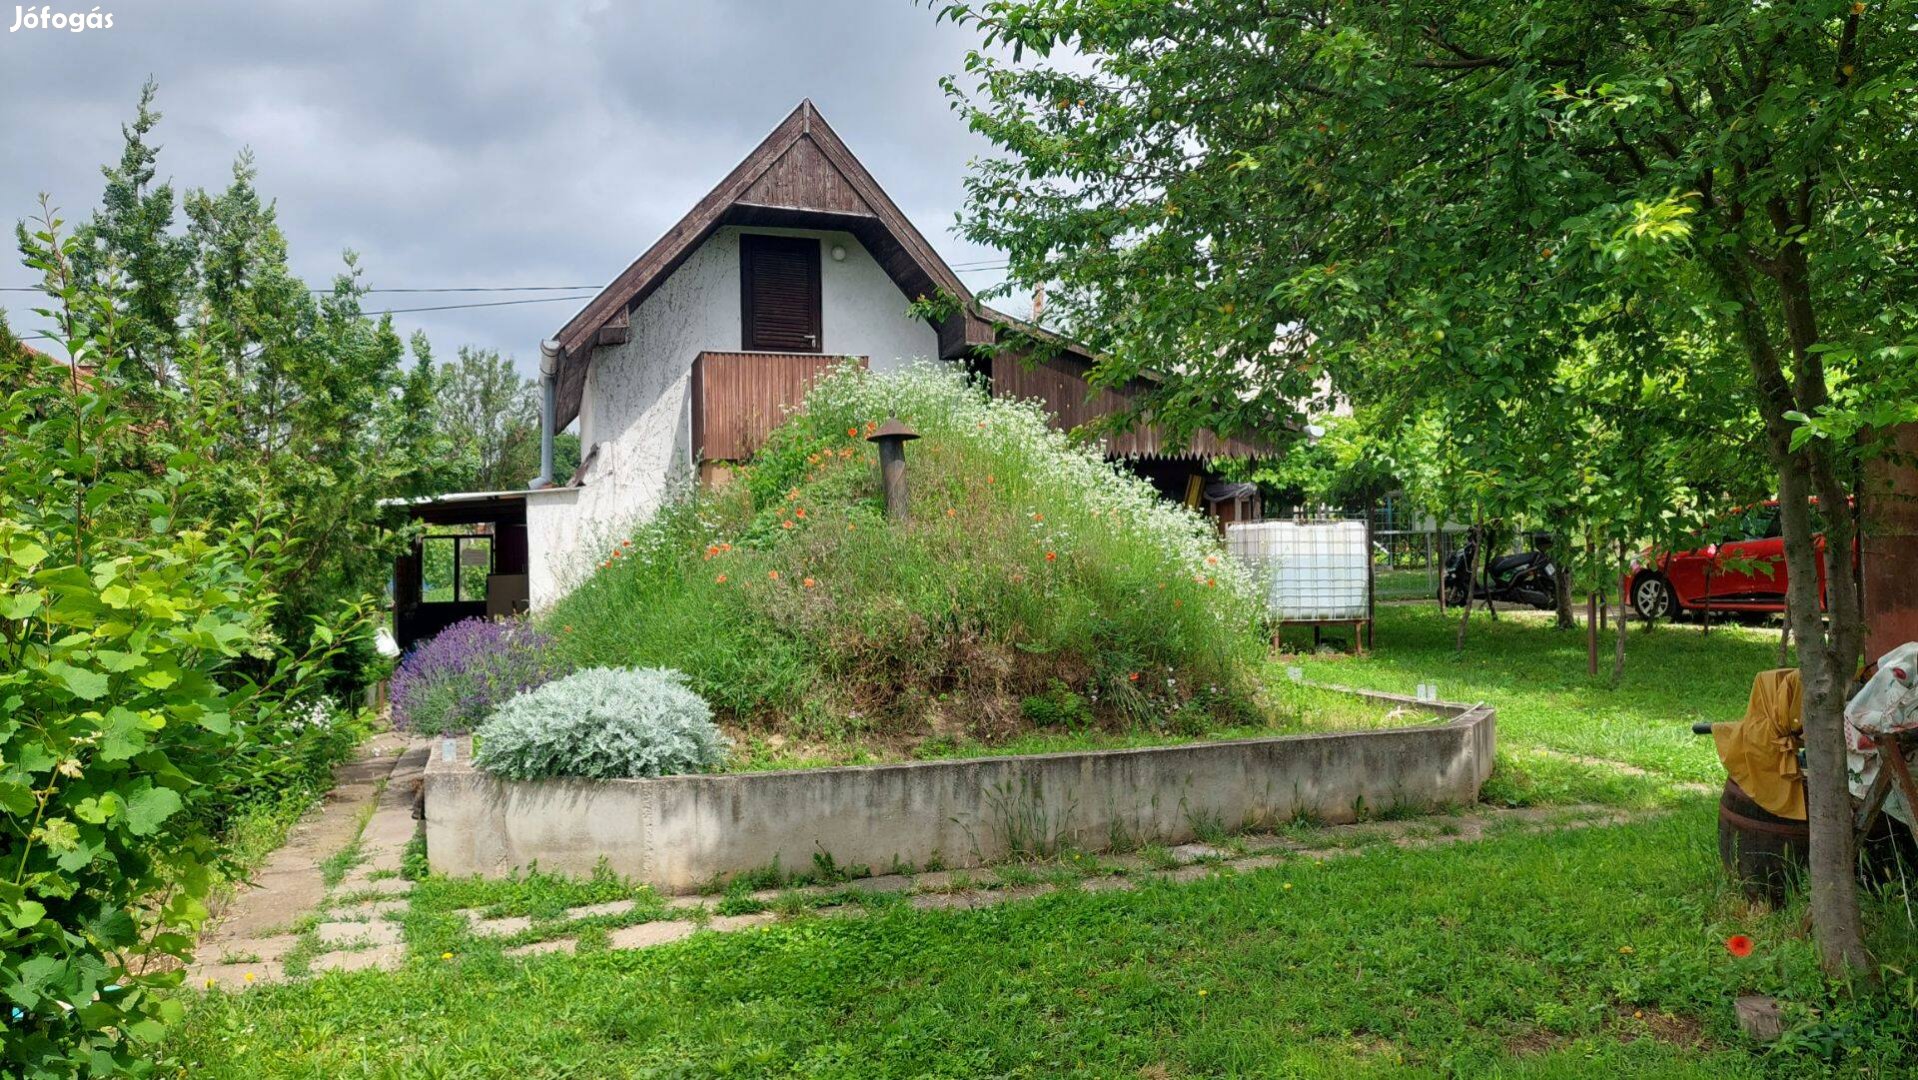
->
xmin=167 ymin=605 xmax=1916 ymax=1077
xmin=1283 ymin=604 xmax=1786 ymax=788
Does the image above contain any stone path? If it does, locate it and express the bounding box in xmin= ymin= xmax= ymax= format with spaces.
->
xmin=444 ymin=803 xmax=1646 ymax=960
xmin=190 ymin=735 xmax=432 ymax=990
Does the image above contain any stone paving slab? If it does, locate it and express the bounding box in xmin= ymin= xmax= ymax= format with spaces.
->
xmin=326 ymin=898 xmax=409 ymax=921
xmin=339 ymin=876 xmax=414 ymax=898
xmin=1169 ymin=843 xmax=1228 ymax=862
xmin=315 ymin=920 xmax=404 ymax=947
xmin=190 ymin=735 xmax=434 ymax=992
xmin=608 ymin=921 xmax=697 ymax=950
xmin=309 ymin=943 xmax=405 ymax=974
xmin=190 ymin=962 xmax=281 ymax=990
xmin=846 ymin=874 xmax=913 ymax=894
xmin=200 ymin=733 xmax=408 ymax=946
xmin=469 ymin=915 xmax=533 ymax=939
xmin=210 ymin=933 xmax=302 ymax=964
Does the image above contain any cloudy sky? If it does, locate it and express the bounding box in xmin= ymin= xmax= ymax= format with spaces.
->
xmin=2 ymin=0 xmax=1021 ymax=376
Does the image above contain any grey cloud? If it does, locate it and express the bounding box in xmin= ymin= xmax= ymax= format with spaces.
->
xmin=1 ymin=0 xmax=1021 ymax=376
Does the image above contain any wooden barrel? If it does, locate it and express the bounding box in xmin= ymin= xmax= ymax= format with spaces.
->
xmin=1718 ymin=779 xmax=1810 ymax=903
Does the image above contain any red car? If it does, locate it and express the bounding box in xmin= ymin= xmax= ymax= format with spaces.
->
xmin=1628 ymin=502 xmax=1834 ymax=621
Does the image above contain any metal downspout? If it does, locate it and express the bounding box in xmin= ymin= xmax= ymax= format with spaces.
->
xmin=535 ymin=339 xmax=561 ymax=488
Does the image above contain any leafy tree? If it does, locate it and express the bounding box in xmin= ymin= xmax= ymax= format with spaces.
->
xmin=3 ymin=209 xmax=363 ymax=1077
xmin=16 ymin=84 xmax=450 ymax=687
xmin=936 ymin=0 xmax=1918 ymax=971
xmin=431 ymin=346 xmax=542 ymax=491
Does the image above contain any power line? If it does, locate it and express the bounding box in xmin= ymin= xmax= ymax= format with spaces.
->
xmin=366 ymin=294 xmax=600 ymax=315
xmin=2 ymin=284 xmax=603 ymax=294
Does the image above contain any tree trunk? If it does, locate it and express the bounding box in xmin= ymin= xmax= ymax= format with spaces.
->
xmin=1710 ymin=244 xmax=1870 ymax=975
xmin=1553 ymin=531 xmax=1576 ymax=631
xmin=1613 ymin=539 xmax=1628 ymax=682
xmin=1454 ymin=527 xmax=1478 ymax=651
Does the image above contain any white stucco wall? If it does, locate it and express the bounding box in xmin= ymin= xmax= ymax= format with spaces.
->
xmin=527 ymin=225 xmax=940 ymax=608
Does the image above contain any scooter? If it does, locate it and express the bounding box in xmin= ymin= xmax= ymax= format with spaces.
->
xmin=1441 ymin=530 xmax=1558 ymax=610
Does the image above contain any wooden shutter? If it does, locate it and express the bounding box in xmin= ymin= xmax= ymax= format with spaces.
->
xmin=740 ymin=234 xmax=822 ymax=352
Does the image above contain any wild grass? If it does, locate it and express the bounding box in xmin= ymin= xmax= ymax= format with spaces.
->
xmin=545 ymin=364 xmax=1267 ymax=761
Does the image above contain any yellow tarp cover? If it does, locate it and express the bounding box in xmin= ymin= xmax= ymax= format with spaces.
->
xmin=1714 ymin=668 xmax=1806 ymax=820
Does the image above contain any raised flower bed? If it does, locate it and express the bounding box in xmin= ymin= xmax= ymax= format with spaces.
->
xmin=423 ymin=685 xmax=1495 ymax=892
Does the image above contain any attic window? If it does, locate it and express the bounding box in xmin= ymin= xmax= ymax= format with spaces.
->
xmin=740 ymin=234 xmax=822 ymax=352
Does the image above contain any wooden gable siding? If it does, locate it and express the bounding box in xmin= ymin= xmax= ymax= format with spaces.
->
xmin=988 ymin=348 xmax=1269 ymax=460
xmin=738 ymin=136 xmax=873 ymax=215
xmin=691 ymin=351 xmax=867 ymax=463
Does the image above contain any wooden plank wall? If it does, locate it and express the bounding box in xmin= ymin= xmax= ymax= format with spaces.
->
xmin=692 ymin=352 xmax=869 ymax=462
xmin=988 ymin=349 xmax=1265 ymax=459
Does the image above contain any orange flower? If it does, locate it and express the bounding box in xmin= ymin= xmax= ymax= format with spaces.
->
xmin=987 ymin=475 xmax=995 ymax=484
xmin=1725 ymin=935 xmax=1755 ymax=958
xmin=795 ymin=508 xmax=807 ymax=519
xmin=865 ymin=421 xmax=877 ymax=434
xmin=705 ymin=545 xmax=720 ymax=559
xmin=802 ymin=577 xmax=816 ymax=589
xmin=977 ymin=421 xmax=987 ymax=429
xmin=782 ymin=520 xmax=796 ymax=530
xmin=788 ymin=488 xmax=801 ymax=502
xmin=847 ymin=522 xmax=857 ymax=532
xmin=720 ymin=542 xmax=733 ymax=553
xmin=1128 ymin=672 xmax=1140 ymax=683
xmin=768 ymin=570 xmax=780 ymax=581
xmin=562 ymin=625 xmax=573 ymax=633
xmin=1206 ymin=578 xmax=1216 ymax=588
xmin=946 ymin=508 xmax=957 ymax=518
xmin=848 ymin=427 xmax=859 ymax=438
xmin=1205 ymin=555 xmax=1219 ymax=566
xmin=715 ymin=573 xmax=728 ymax=584
xmin=1045 ymin=551 xmax=1057 ymax=562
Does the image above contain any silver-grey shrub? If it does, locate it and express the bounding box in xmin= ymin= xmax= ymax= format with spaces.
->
xmin=472 ymin=667 xmax=729 ymax=780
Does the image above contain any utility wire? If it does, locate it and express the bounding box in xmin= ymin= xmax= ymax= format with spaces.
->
xmin=1 ymin=284 xmax=602 ymax=294
xmin=365 ymin=294 xmax=600 ymax=315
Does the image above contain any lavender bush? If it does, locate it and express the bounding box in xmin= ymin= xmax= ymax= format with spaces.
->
xmin=389 ymin=618 xmax=571 ymax=735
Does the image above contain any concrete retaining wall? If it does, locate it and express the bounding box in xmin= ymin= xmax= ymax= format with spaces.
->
xmin=424 ymin=688 xmax=1495 ymax=892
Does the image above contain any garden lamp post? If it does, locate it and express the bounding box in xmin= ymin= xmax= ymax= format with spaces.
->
xmin=867 ymin=418 xmax=919 ymax=522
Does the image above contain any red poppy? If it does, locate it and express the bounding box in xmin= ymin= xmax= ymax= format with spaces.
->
xmin=1725 ymin=935 xmax=1755 ymax=958
xmin=802 ymin=577 xmax=816 ymax=589
xmin=768 ymin=570 xmax=780 ymax=581
xmin=795 ymin=508 xmax=807 ymax=519
xmin=1128 ymin=672 xmax=1140 ymax=683
xmin=715 ymin=574 xmax=728 ymax=584
xmin=1045 ymin=551 xmax=1057 ymax=562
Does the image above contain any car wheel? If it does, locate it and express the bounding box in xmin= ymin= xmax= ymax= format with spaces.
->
xmin=1631 ymin=573 xmax=1678 ymax=621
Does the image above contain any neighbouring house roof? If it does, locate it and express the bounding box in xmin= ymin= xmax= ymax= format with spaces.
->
xmin=549 ymin=100 xmax=1272 ymax=461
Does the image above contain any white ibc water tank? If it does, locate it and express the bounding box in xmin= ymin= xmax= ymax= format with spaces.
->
xmin=1226 ymin=520 xmax=1370 ymax=621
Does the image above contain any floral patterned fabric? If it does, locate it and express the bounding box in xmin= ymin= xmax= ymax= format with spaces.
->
xmin=1845 ymin=642 xmax=1918 ymax=828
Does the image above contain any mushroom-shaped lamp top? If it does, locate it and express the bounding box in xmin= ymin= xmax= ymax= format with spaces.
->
xmin=866 ymin=418 xmax=920 ymax=444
